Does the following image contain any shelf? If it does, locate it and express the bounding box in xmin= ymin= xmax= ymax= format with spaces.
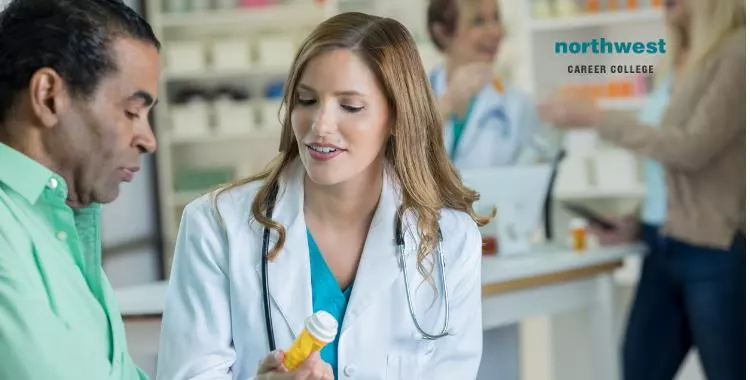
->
xmin=597 ymin=97 xmax=647 ymax=111
xmin=164 ymin=66 xmax=290 ymax=81
xmin=160 ymin=2 xmax=327 ymax=29
xmin=169 ymin=129 xmax=282 ymax=144
xmin=530 ymin=8 xmax=662 ymax=32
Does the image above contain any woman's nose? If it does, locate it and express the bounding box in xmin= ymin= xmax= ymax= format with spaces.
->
xmin=311 ymin=103 xmax=337 ymax=135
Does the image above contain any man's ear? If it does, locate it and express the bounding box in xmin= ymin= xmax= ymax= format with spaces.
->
xmin=28 ymin=68 xmax=70 ymax=129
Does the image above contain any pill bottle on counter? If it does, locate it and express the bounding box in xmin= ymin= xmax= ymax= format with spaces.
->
xmin=569 ymin=218 xmax=588 ymax=252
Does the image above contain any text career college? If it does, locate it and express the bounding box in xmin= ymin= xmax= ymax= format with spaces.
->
xmin=568 ymin=64 xmax=655 ymax=74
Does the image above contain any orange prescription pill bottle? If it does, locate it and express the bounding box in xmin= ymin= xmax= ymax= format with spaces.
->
xmin=283 ymin=311 xmax=338 ymax=371
xmin=570 ymin=218 xmax=587 ymax=252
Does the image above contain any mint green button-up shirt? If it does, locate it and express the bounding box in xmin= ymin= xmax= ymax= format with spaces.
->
xmin=0 ymin=143 xmax=147 ymax=380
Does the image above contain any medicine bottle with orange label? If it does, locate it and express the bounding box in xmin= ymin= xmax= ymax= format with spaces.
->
xmin=283 ymin=310 xmax=338 ymax=371
xmin=570 ymin=218 xmax=588 ymax=252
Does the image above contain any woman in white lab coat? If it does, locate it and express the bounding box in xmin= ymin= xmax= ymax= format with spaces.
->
xmin=156 ymin=12 xmax=490 ymax=380
xmin=427 ymin=0 xmax=549 ymax=170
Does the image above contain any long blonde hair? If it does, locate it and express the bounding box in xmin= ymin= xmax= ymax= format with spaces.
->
xmin=214 ymin=12 xmax=492 ymax=282
xmin=685 ymin=0 xmax=745 ymax=70
xmin=657 ymin=0 xmax=743 ymax=85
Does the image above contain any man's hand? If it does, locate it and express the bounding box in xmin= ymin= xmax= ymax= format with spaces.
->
xmin=256 ymin=351 xmax=334 ymax=380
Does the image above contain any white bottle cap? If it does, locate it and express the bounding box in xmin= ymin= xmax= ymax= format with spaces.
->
xmin=569 ymin=218 xmax=587 ymax=229
xmin=305 ymin=311 xmax=338 ymax=343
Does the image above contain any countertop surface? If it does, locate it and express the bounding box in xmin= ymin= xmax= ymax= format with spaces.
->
xmin=115 ymin=243 xmax=645 ymax=317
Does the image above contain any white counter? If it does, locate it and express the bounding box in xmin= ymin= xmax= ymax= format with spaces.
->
xmin=116 ymin=243 xmax=644 ymax=318
xmin=116 ymin=243 xmax=645 ymax=380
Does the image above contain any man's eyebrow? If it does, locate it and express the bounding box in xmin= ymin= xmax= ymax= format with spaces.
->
xmin=128 ymin=90 xmax=157 ymax=107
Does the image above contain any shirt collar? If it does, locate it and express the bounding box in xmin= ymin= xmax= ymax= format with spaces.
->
xmin=0 ymin=143 xmax=67 ymax=204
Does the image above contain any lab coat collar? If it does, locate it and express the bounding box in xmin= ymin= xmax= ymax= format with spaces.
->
xmin=254 ymin=160 xmax=312 ymax=340
xmin=254 ymin=159 xmax=403 ymax=339
xmin=430 ymin=65 xmax=508 ymax=162
xmin=341 ymin=165 xmax=402 ymax=335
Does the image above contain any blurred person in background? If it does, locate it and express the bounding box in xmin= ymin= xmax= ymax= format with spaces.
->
xmin=538 ymin=0 xmax=745 ymax=379
xmin=427 ymin=0 xmax=552 ymax=169
xmin=426 ymin=1 xmax=555 ymax=378
xmin=157 ymin=12 xmax=489 ymax=380
xmin=0 ymin=0 xmax=160 ymax=379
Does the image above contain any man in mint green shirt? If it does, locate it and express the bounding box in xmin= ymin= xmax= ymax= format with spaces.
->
xmin=0 ymin=0 xmax=161 ymax=379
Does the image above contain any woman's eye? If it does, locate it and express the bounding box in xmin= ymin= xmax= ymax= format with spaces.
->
xmin=297 ymin=98 xmax=316 ymax=106
xmin=342 ymin=104 xmax=364 ymax=113
xmin=125 ymin=111 xmax=139 ymax=120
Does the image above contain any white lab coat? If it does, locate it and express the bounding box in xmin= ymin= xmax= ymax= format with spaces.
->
xmin=429 ymin=66 xmax=549 ymax=170
xmin=156 ymin=159 xmax=484 ymax=380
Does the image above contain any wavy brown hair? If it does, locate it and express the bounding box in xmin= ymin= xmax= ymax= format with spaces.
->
xmin=214 ymin=12 xmax=492 ymax=283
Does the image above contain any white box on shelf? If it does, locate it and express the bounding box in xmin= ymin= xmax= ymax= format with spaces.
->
xmin=165 ymin=42 xmax=207 ymax=74
xmin=256 ymin=36 xmax=296 ymax=68
xmin=214 ymin=100 xmax=256 ymax=136
xmin=258 ymin=99 xmax=283 ymax=131
xmin=210 ymin=39 xmax=252 ymax=71
xmin=171 ymin=102 xmax=211 ymax=139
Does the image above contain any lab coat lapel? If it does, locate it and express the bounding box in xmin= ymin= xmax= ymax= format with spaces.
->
xmin=454 ymin=86 xmax=497 ymax=161
xmin=341 ymin=170 xmax=402 ymax=333
xmin=254 ymin=161 xmax=312 ymax=339
xmin=430 ymin=66 xmax=456 ymax=153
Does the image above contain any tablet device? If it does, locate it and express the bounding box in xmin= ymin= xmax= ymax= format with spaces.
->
xmin=562 ymin=202 xmax=617 ymax=231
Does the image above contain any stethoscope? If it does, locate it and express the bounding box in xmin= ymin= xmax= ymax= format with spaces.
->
xmin=261 ymin=181 xmax=451 ymax=352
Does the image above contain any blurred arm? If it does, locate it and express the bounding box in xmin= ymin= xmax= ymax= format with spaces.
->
xmin=597 ymin=43 xmax=745 ymax=172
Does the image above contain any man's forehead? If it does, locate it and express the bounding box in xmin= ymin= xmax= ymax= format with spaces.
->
xmin=108 ymin=37 xmax=160 ymax=97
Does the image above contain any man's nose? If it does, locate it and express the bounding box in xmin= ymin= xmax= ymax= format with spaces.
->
xmin=135 ymin=121 xmax=157 ymax=154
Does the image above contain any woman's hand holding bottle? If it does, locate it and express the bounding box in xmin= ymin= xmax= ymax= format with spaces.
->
xmin=256 ymin=351 xmax=334 ymax=380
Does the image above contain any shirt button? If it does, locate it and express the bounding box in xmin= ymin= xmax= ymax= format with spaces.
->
xmin=343 ymin=364 xmax=356 ymax=377
xmin=47 ymin=178 xmax=58 ymax=189
xmin=56 ymin=231 xmax=67 ymax=241
xmin=412 ymin=332 xmax=424 ymax=340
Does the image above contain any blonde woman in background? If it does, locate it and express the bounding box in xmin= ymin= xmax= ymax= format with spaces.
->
xmin=156 ymin=12 xmax=490 ymax=380
xmin=539 ymin=0 xmax=745 ymax=379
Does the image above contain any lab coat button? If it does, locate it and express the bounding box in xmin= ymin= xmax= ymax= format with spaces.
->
xmin=426 ymin=343 xmax=435 ymax=354
xmin=56 ymin=231 xmax=67 ymax=241
xmin=343 ymin=365 xmax=356 ymax=377
xmin=47 ymin=178 xmax=58 ymax=189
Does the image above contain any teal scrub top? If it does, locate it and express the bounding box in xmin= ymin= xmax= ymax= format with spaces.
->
xmin=307 ymin=229 xmax=352 ymax=378
xmin=450 ymin=97 xmax=478 ymax=161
